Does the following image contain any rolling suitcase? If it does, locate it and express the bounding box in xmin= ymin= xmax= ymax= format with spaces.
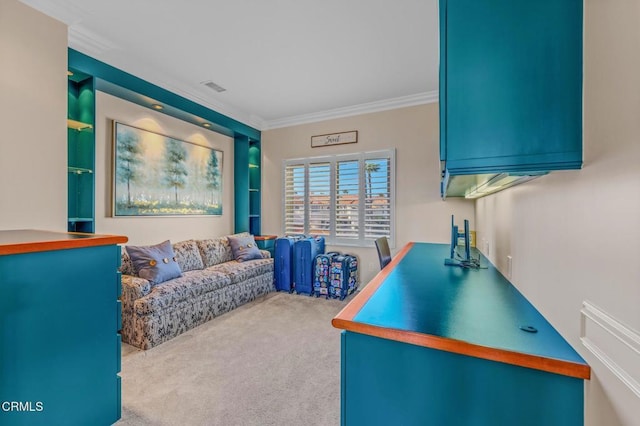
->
xmin=293 ymin=236 xmax=326 ymax=295
xmin=274 ymin=235 xmax=306 ymax=292
xmin=330 ymin=254 xmax=358 ymax=300
xmin=313 ymin=252 xmax=340 ymax=298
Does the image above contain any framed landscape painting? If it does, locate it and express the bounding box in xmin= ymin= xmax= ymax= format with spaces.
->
xmin=112 ymin=121 xmax=223 ymax=216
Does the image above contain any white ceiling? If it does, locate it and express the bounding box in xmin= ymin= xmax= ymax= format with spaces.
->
xmin=22 ymin=0 xmax=440 ymax=130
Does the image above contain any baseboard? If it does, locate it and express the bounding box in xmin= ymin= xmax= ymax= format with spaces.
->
xmin=580 ymin=301 xmax=640 ymax=398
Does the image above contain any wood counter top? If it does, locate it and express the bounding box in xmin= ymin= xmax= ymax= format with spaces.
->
xmin=333 ymin=242 xmax=590 ymax=380
xmin=0 ymin=229 xmax=128 ymax=255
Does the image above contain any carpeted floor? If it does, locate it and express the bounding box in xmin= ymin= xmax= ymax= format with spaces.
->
xmin=117 ymin=291 xmax=349 ymax=426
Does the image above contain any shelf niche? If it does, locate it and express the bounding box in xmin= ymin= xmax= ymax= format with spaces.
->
xmin=67 ymin=69 xmax=95 ymax=233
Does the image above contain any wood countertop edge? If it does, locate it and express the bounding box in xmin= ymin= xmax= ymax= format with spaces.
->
xmin=333 ymin=242 xmax=414 ymax=324
xmin=333 ymin=319 xmax=590 ymax=380
xmin=0 ymin=231 xmax=128 ymax=255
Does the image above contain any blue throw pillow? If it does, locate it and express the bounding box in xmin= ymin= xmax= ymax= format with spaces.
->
xmin=126 ymin=240 xmax=182 ymax=285
xmin=228 ymin=235 xmax=263 ymax=262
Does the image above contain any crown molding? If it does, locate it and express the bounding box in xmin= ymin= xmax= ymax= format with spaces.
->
xmin=263 ymin=91 xmax=439 ymax=130
xmin=69 ymin=25 xmax=118 ymax=56
xmin=146 ymin=80 xmax=267 ymax=131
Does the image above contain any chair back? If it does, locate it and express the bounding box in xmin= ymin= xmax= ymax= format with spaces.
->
xmin=375 ymin=237 xmax=392 ymax=270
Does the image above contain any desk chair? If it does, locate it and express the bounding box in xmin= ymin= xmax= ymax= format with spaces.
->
xmin=375 ymin=237 xmax=392 ymax=270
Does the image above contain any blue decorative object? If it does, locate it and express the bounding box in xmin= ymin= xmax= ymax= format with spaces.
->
xmin=228 ymin=235 xmax=263 ymax=262
xmin=126 ymin=240 xmax=182 ymax=285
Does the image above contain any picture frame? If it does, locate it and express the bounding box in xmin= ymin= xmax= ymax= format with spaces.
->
xmin=112 ymin=121 xmax=223 ymax=216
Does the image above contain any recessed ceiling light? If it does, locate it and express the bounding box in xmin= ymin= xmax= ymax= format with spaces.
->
xmin=202 ymin=123 xmax=212 ymax=128
xmin=151 ymin=104 xmax=163 ymax=110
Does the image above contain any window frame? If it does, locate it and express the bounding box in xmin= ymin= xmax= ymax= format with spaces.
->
xmin=282 ymin=149 xmax=395 ymax=247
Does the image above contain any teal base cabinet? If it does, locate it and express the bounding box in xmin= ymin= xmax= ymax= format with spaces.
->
xmin=0 ymin=231 xmax=127 ymax=426
xmin=341 ymin=331 xmax=583 ymax=426
xmin=334 ymin=243 xmax=588 ymax=425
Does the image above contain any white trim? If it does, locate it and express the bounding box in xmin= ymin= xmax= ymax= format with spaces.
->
xmin=264 ymin=92 xmax=439 ymax=130
xmin=580 ymin=301 xmax=640 ymax=398
xmin=69 ymin=25 xmax=118 ymax=55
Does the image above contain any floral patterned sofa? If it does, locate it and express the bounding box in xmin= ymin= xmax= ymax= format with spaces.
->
xmin=120 ymin=233 xmax=274 ymax=349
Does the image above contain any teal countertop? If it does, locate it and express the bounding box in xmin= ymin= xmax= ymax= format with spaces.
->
xmin=333 ymin=242 xmax=589 ymax=379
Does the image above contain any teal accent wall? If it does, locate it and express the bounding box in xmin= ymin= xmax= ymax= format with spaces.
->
xmin=68 ymin=49 xmax=262 ymax=234
xmin=68 ymin=49 xmax=260 ymax=141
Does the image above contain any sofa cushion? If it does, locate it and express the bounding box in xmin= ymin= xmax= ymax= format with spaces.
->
xmin=196 ymin=232 xmax=250 ymax=267
xmin=207 ymin=258 xmax=274 ymax=284
xmin=173 ymin=240 xmax=205 ymax=272
xmin=126 ymin=240 xmax=182 ymax=285
xmin=134 ymin=270 xmax=231 ymax=316
xmin=228 ymin=235 xmax=263 ymax=262
xmin=120 ymin=250 xmax=135 ymax=276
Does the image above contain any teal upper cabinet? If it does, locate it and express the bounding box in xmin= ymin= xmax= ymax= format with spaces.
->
xmin=440 ymin=0 xmax=583 ymax=193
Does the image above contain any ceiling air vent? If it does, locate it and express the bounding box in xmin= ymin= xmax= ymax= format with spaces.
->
xmin=201 ymin=80 xmax=227 ymax=93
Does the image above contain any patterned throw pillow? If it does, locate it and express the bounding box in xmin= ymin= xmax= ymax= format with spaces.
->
xmin=126 ymin=240 xmax=182 ymax=285
xmin=228 ymin=235 xmax=263 ymax=262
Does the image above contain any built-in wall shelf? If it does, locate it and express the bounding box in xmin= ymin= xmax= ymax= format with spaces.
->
xmin=68 ymin=69 xmax=95 ymax=233
xmin=67 ymin=119 xmax=93 ymax=132
xmin=234 ymin=137 xmax=262 ymax=235
xmin=68 ymin=166 xmax=93 ymax=174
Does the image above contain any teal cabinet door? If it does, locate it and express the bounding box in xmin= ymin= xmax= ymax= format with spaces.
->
xmin=0 ymin=245 xmax=121 ymax=425
xmin=341 ymin=331 xmax=583 ymax=426
xmin=440 ymin=0 xmax=583 ymax=174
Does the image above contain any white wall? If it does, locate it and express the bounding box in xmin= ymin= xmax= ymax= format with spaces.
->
xmin=94 ymin=91 xmax=234 ymax=245
xmin=262 ymin=103 xmax=475 ymax=284
xmin=0 ymin=0 xmax=67 ymax=231
xmin=475 ymin=1 xmax=640 ymax=424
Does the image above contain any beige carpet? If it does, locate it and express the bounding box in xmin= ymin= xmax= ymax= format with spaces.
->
xmin=117 ymin=292 xmax=349 ymax=426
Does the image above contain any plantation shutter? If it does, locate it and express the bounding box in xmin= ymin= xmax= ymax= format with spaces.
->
xmin=364 ymin=157 xmax=392 ymax=239
xmin=283 ymin=149 xmax=394 ymax=246
xmin=284 ymin=163 xmax=305 ymax=234
xmin=335 ymin=159 xmax=359 ymax=239
xmin=308 ymin=162 xmax=331 ymax=235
